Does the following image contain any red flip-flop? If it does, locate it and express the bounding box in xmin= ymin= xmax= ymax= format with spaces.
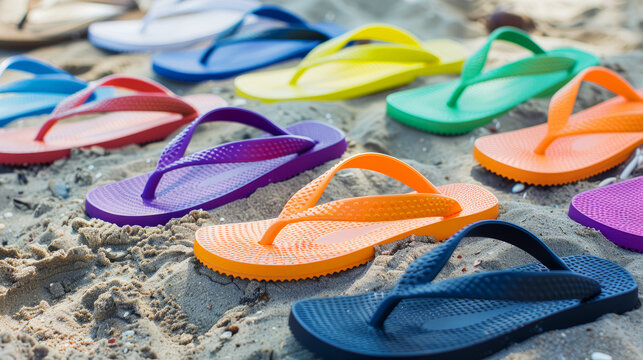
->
xmin=0 ymin=74 xmax=225 ymax=165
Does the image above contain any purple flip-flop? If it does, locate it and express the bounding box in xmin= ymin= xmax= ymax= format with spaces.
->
xmin=85 ymin=107 xmax=347 ymax=226
xmin=568 ymin=177 xmax=643 ymax=252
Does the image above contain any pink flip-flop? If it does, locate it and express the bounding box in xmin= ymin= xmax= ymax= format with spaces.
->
xmin=568 ymin=177 xmax=643 ymax=252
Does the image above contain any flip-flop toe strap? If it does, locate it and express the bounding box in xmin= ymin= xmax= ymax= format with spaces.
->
xmin=258 ymin=153 xmax=462 ymax=245
xmin=199 ymin=5 xmax=328 ymax=64
xmin=446 ymin=27 xmax=576 ymax=106
xmin=534 ymin=66 xmax=643 ymax=154
xmin=369 ymin=220 xmax=602 ymax=328
xmin=34 ymin=75 xmax=196 ymax=141
xmin=288 ymin=24 xmax=440 ymax=85
xmin=141 ymin=107 xmax=316 ymax=199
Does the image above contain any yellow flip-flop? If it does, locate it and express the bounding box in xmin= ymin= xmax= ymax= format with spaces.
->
xmin=234 ymin=24 xmax=465 ymax=102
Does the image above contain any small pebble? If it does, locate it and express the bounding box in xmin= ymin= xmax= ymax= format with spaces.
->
xmin=107 ymin=338 xmax=116 ymax=344
xmin=232 ymin=98 xmax=247 ymax=106
xmin=219 ymin=217 xmax=225 ymax=222
xmin=220 ymin=331 xmax=232 ymax=340
xmin=512 ymin=183 xmax=526 ymax=193
xmin=590 ymin=352 xmax=612 ymax=360
xmin=48 ymin=180 xmax=70 ymax=199
xmin=0 ymin=224 xmax=4 ymax=231
xmin=4 ymin=212 xmax=12 ymax=218
xmin=473 ymin=259 xmax=482 ymax=267
xmin=122 ymin=330 xmax=134 ymax=338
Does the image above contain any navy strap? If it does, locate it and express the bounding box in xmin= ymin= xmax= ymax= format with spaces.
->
xmin=199 ymin=5 xmax=330 ymax=64
xmin=369 ymin=220 xmax=602 ymax=328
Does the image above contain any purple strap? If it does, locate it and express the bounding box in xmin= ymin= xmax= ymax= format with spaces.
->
xmin=141 ymin=107 xmax=316 ymax=199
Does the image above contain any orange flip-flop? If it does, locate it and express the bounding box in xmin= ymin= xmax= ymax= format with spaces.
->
xmin=474 ymin=66 xmax=643 ymax=186
xmin=194 ymin=153 xmax=499 ymax=281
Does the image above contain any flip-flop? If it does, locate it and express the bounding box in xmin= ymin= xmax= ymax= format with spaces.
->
xmin=289 ymin=220 xmax=639 ymax=360
xmin=152 ymin=5 xmax=345 ymax=82
xmin=474 ymin=66 xmax=643 ymax=185
xmin=569 ymin=177 xmax=643 ymax=252
xmin=234 ymin=24 xmax=466 ymax=102
xmin=0 ymin=55 xmax=113 ymax=127
xmin=387 ymin=26 xmax=600 ymax=134
xmin=0 ymin=0 xmax=134 ymax=48
xmin=0 ymin=74 xmax=225 ymax=165
xmin=85 ymin=107 xmax=347 ymax=226
xmin=194 ymin=153 xmax=498 ymax=281
xmin=89 ymin=0 xmax=260 ymax=52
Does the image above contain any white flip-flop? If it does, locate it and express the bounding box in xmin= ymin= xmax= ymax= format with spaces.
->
xmin=88 ymin=0 xmax=260 ymax=52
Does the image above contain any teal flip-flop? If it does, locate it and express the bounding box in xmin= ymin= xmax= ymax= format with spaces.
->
xmin=386 ymin=27 xmax=600 ymax=135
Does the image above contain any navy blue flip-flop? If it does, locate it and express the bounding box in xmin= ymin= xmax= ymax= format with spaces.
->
xmin=151 ymin=5 xmax=345 ymax=82
xmin=289 ymin=220 xmax=639 ymax=360
xmin=0 ymin=55 xmax=112 ymax=127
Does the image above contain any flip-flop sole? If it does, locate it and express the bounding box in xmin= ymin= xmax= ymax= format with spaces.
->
xmin=0 ymin=94 xmax=224 ymax=165
xmin=194 ymin=183 xmax=498 ymax=281
xmin=473 ymin=90 xmax=643 ymax=185
xmin=289 ymin=255 xmax=639 ymax=360
xmin=386 ymin=49 xmax=599 ymax=135
xmin=88 ymin=3 xmax=260 ymax=53
xmin=86 ymin=121 xmax=347 ymax=226
xmin=568 ymin=177 xmax=643 ymax=252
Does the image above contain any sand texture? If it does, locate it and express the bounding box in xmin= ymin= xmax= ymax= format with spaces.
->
xmin=0 ymin=0 xmax=642 ymax=359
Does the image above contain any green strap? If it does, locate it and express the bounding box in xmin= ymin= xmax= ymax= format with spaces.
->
xmin=447 ymin=55 xmax=576 ymax=106
xmin=447 ymin=27 xmax=573 ymax=107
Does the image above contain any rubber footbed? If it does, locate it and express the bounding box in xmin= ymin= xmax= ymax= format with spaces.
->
xmin=474 ymin=90 xmax=643 ymax=185
xmin=290 ymin=255 xmax=637 ymax=357
xmin=569 ymin=177 xmax=643 ymax=251
xmin=86 ymin=121 xmax=344 ymax=219
xmin=194 ymin=183 xmax=497 ymax=276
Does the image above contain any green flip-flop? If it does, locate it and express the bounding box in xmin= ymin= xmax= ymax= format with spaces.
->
xmin=386 ymin=27 xmax=600 ymax=135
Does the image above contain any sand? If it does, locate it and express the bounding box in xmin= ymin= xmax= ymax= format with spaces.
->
xmin=0 ymin=0 xmax=642 ymax=359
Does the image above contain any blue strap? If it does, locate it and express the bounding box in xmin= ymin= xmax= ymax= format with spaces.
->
xmin=0 ymin=56 xmax=87 ymax=95
xmin=0 ymin=78 xmax=88 ymax=95
xmin=0 ymin=56 xmax=71 ymax=78
xmin=199 ymin=5 xmax=330 ymax=64
xmin=369 ymin=220 xmax=602 ymax=328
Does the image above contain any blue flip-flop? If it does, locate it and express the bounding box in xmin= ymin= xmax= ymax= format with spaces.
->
xmin=289 ymin=220 xmax=639 ymax=360
xmin=0 ymin=55 xmax=112 ymax=127
xmin=151 ymin=5 xmax=346 ymax=82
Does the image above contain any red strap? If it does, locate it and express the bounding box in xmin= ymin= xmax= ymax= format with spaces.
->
xmin=34 ymin=75 xmax=197 ymax=141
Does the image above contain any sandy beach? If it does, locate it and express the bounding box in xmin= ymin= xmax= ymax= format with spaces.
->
xmin=0 ymin=0 xmax=641 ymax=359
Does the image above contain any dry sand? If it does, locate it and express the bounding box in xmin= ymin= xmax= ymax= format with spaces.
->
xmin=0 ymin=0 xmax=642 ymax=359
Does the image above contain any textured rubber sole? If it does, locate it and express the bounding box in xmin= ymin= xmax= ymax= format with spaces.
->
xmin=568 ymin=177 xmax=643 ymax=252
xmin=194 ymin=184 xmax=499 ymax=282
xmin=289 ymin=255 xmax=640 ymax=359
xmin=473 ymin=140 xmax=642 ymax=186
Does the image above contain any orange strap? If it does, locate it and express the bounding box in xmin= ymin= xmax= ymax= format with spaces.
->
xmin=534 ymin=66 xmax=643 ymax=154
xmin=258 ymin=153 xmax=462 ymax=245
